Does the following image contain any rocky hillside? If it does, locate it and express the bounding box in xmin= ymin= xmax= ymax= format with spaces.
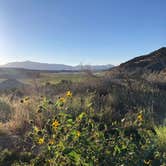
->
xmin=109 ymin=47 xmax=166 ymax=80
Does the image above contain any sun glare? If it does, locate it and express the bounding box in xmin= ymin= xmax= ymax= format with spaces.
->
xmin=0 ymin=57 xmax=7 ymax=65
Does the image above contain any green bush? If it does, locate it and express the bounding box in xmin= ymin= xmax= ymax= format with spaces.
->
xmin=155 ymin=126 xmax=166 ymax=152
xmin=0 ymin=89 xmax=166 ymax=165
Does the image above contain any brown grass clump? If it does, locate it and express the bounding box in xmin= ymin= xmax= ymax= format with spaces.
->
xmin=4 ymin=96 xmax=37 ymax=135
xmin=0 ymin=122 xmax=10 ymax=136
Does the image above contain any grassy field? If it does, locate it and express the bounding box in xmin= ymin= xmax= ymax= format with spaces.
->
xmin=35 ymin=72 xmax=88 ymax=84
xmin=12 ymin=71 xmax=96 ymax=85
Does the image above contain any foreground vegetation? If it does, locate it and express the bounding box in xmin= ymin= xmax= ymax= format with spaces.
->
xmin=0 ymin=73 xmax=166 ymax=165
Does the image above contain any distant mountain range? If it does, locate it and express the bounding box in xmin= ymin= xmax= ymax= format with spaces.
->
xmin=1 ymin=61 xmax=114 ymax=71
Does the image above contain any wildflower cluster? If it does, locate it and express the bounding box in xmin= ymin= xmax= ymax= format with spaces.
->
xmin=55 ymin=90 xmax=72 ymax=108
xmin=21 ymin=91 xmax=166 ymax=166
xmin=6 ymin=90 xmax=164 ymax=166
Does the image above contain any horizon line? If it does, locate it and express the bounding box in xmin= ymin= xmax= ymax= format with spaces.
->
xmin=0 ymin=60 xmax=117 ymax=67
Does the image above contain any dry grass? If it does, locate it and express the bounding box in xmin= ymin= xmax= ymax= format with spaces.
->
xmin=0 ymin=122 xmax=10 ymax=136
xmin=1 ymin=95 xmax=37 ymax=135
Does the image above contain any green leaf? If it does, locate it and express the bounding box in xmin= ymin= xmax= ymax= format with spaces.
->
xmin=68 ymin=151 xmax=81 ymax=163
xmin=78 ymin=112 xmax=86 ymax=120
xmin=67 ymin=119 xmax=73 ymax=124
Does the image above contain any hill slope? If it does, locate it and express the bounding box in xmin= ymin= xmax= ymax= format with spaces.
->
xmin=120 ymin=47 xmax=166 ymax=72
xmin=110 ymin=47 xmax=166 ymax=78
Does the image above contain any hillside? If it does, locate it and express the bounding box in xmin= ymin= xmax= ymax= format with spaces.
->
xmin=109 ymin=47 xmax=166 ymax=79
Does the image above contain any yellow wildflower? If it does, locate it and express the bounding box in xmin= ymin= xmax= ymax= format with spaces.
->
xmin=52 ymin=120 xmax=60 ymax=129
xmin=137 ymin=114 xmax=143 ymax=121
xmin=38 ymin=138 xmax=44 ymax=145
xmin=48 ymin=139 xmax=54 ymax=145
xmin=77 ymin=131 xmax=81 ymax=137
xmin=59 ymin=97 xmax=65 ymax=103
xmin=66 ymin=91 xmax=72 ymax=97
xmin=34 ymin=126 xmax=39 ymax=133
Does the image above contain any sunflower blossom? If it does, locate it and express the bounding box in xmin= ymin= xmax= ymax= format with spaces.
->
xmin=52 ymin=120 xmax=60 ymax=129
xmin=66 ymin=91 xmax=72 ymax=97
xmin=38 ymin=138 xmax=44 ymax=145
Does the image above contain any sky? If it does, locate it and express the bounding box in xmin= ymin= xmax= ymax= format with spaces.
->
xmin=0 ymin=0 xmax=165 ymax=66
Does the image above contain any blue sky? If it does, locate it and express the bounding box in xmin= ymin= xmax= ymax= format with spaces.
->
xmin=0 ymin=0 xmax=165 ymax=65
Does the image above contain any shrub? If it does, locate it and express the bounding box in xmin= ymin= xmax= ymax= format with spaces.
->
xmin=11 ymin=91 xmax=164 ymax=165
xmin=155 ymin=126 xmax=166 ymax=152
xmin=0 ymin=83 xmax=166 ymax=165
